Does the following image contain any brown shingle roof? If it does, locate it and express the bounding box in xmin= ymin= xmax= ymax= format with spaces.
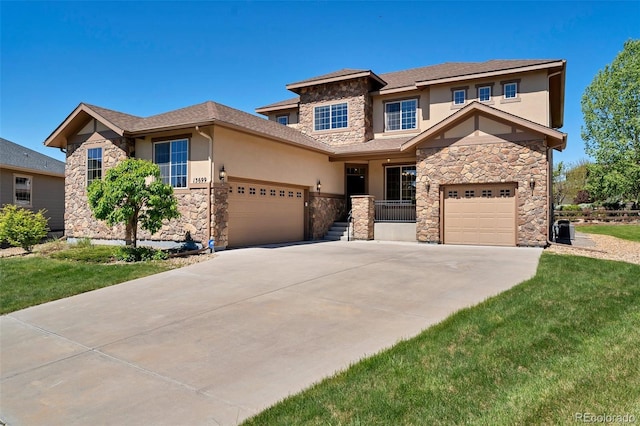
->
xmin=259 ymin=59 xmax=563 ymax=111
xmin=287 ymin=68 xmax=370 ymax=86
xmin=255 ymin=96 xmax=300 ymax=113
xmin=82 ymin=101 xmax=332 ymax=153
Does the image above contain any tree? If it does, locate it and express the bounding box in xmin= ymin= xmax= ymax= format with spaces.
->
xmin=87 ymin=159 xmax=180 ymax=247
xmin=581 ymin=39 xmax=640 ymax=204
xmin=552 ymin=161 xmax=567 ymax=206
xmin=0 ymin=205 xmax=49 ymax=252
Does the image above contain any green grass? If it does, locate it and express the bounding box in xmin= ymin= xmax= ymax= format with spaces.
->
xmin=244 ymin=253 xmax=640 ymax=425
xmin=576 ymin=223 xmax=640 ymax=242
xmin=0 ymin=245 xmax=173 ymax=314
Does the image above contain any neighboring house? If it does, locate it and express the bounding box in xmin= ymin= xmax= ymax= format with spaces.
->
xmin=44 ymin=59 xmax=566 ymax=248
xmin=0 ymin=138 xmax=66 ymax=231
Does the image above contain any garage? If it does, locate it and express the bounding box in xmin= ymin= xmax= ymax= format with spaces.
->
xmin=443 ymin=183 xmax=517 ymax=246
xmin=227 ymin=180 xmax=305 ymax=247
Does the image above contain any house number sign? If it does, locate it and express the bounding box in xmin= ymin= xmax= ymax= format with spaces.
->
xmin=192 ymin=177 xmax=208 ymax=183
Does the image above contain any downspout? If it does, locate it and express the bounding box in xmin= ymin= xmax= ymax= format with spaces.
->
xmin=195 ymin=126 xmax=213 ymax=244
xmin=546 ymin=70 xmax=563 ymax=246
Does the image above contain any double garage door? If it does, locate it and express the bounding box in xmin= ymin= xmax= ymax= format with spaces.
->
xmin=228 ymin=180 xmax=305 ymax=247
xmin=443 ymin=183 xmax=517 ymax=246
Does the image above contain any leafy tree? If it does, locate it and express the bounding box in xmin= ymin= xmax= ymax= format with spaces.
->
xmin=565 ymin=160 xmax=590 ymax=202
xmin=552 ymin=161 xmax=567 ymax=206
xmin=574 ymin=190 xmax=592 ymax=204
xmin=87 ymin=159 xmax=180 ymax=247
xmin=581 ymin=39 xmax=640 ymax=203
xmin=0 ymin=205 xmax=49 ymax=252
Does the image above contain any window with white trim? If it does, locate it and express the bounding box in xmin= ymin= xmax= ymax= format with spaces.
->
xmin=154 ymin=138 xmax=188 ymax=188
xmin=504 ymin=82 xmax=518 ymax=99
xmin=385 ymin=165 xmax=416 ymax=201
xmin=385 ymin=99 xmax=417 ymax=131
xmin=453 ymin=89 xmax=466 ymax=105
xmin=87 ymin=147 xmax=102 ymax=186
xmin=314 ymin=103 xmax=348 ymax=131
xmin=276 ymin=115 xmax=289 ymax=125
xmin=478 ymin=86 xmax=492 ymax=102
xmin=14 ymin=174 xmax=32 ymax=207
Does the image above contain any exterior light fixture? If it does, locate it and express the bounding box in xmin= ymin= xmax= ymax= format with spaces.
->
xmin=219 ymin=165 xmax=227 ymax=182
xmin=529 ymin=177 xmax=535 ymax=190
xmin=316 ymin=180 xmax=322 ymax=193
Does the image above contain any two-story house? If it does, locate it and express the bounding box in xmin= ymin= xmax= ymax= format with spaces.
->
xmin=44 ymin=59 xmax=566 ymax=248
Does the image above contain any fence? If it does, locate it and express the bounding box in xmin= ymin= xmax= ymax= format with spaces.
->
xmin=554 ymin=209 xmax=640 ymax=223
xmin=374 ymin=200 xmax=416 ymax=222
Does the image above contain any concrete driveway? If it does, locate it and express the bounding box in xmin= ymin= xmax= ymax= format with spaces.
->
xmin=1 ymin=241 xmax=542 ymax=425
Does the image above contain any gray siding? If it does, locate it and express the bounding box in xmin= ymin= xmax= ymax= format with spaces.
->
xmin=0 ymin=167 xmax=65 ymax=231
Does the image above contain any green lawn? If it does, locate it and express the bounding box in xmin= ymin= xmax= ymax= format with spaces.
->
xmin=0 ymin=245 xmax=173 ymax=314
xmin=244 ymin=253 xmax=640 ymax=425
xmin=576 ymin=223 xmax=640 ymax=242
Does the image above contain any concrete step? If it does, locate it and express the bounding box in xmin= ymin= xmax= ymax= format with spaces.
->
xmin=323 ymin=221 xmax=351 ymax=241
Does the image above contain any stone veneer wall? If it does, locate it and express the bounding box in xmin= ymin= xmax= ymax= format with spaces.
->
xmin=212 ymin=183 xmax=229 ymax=248
xmin=309 ymin=193 xmax=346 ymax=239
xmin=297 ymin=77 xmax=374 ymax=145
xmin=65 ymin=138 xmax=132 ymax=240
xmin=351 ymin=195 xmax=375 ymax=240
xmin=416 ymin=139 xmax=548 ymax=246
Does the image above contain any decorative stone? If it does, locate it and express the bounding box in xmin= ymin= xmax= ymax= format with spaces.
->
xmin=309 ymin=194 xmax=346 ymax=239
xmin=351 ymin=195 xmax=375 ymax=240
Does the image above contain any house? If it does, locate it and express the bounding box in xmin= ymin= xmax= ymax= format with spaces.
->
xmin=0 ymin=138 xmax=65 ymax=231
xmin=44 ymin=59 xmax=566 ymax=248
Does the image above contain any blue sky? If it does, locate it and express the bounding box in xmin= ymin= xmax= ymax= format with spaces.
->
xmin=1 ymin=1 xmax=638 ymax=165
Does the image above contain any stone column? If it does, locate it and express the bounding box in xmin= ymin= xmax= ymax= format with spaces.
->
xmin=211 ymin=183 xmax=229 ymax=249
xmin=351 ymin=195 xmax=375 ymax=240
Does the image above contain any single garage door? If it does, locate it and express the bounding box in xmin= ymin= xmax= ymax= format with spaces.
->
xmin=443 ymin=183 xmax=516 ymax=246
xmin=228 ymin=180 xmax=305 ymax=247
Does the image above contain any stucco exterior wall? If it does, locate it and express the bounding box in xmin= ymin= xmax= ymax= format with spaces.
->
xmin=371 ymin=70 xmax=550 ymax=139
xmin=213 ymin=126 xmax=344 ymax=194
xmin=297 ymin=77 xmax=374 ymax=145
xmin=416 ymin=136 xmax=549 ymax=247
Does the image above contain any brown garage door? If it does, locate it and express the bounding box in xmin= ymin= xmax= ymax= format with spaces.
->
xmin=228 ymin=180 xmax=304 ymax=247
xmin=443 ymin=184 xmax=516 ymax=246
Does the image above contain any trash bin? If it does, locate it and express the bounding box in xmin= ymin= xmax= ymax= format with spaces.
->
xmin=555 ymin=219 xmax=574 ymax=242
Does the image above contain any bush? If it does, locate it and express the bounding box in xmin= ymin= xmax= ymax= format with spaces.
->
xmin=562 ymin=204 xmax=582 ymax=212
xmin=115 ymin=246 xmax=168 ymax=262
xmin=574 ymin=190 xmax=592 ymax=204
xmin=76 ymin=237 xmax=93 ymax=248
xmin=0 ymin=205 xmax=49 ymax=252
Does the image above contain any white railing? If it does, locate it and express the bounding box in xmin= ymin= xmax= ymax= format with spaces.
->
xmin=375 ymin=200 xmax=416 ymax=222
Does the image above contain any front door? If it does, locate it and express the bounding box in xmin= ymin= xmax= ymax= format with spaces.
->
xmin=345 ymin=165 xmax=367 ymax=212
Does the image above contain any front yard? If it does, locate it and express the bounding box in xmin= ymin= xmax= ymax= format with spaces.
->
xmin=244 ymin=253 xmax=640 ymax=425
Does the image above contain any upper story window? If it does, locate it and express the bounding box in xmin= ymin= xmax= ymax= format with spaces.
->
xmin=453 ymin=89 xmax=466 ymax=105
xmin=504 ymin=82 xmax=518 ymax=99
xmin=87 ymin=147 xmax=103 ymax=187
xmin=276 ymin=115 xmax=289 ymax=125
xmin=14 ymin=174 xmax=32 ymax=207
xmin=385 ymin=99 xmax=417 ymax=131
xmin=478 ymin=86 xmax=492 ymax=102
xmin=154 ymin=138 xmax=188 ymax=188
xmin=314 ymin=102 xmax=348 ymax=131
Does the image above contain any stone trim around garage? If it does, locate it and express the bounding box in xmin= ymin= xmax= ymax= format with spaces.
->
xmin=416 ymin=138 xmax=549 ymax=246
xmin=309 ymin=192 xmax=346 ymax=239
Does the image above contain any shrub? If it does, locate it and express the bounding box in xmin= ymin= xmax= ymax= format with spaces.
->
xmin=562 ymin=204 xmax=582 ymax=212
xmin=0 ymin=205 xmax=49 ymax=252
xmin=76 ymin=237 xmax=93 ymax=248
xmin=574 ymin=190 xmax=592 ymax=204
xmin=115 ymin=246 xmax=168 ymax=262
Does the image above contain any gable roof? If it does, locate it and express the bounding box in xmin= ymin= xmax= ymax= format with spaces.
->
xmin=286 ymin=69 xmax=386 ymax=93
xmin=44 ymin=101 xmax=333 ymax=154
xmin=399 ymin=101 xmax=567 ymax=151
xmin=0 ymin=137 xmax=65 ymax=176
xmin=256 ymin=59 xmax=565 ymax=114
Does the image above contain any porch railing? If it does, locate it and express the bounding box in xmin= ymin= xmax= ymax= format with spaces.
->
xmin=374 ymin=200 xmax=416 ymax=223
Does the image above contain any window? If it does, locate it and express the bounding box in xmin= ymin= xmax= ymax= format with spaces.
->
xmin=87 ymin=147 xmax=102 ymax=186
xmin=504 ymin=82 xmax=518 ymax=99
xmin=14 ymin=175 xmax=32 ymax=206
xmin=154 ymin=139 xmax=188 ymax=188
xmin=385 ymin=165 xmax=416 ymax=201
xmin=481 ymin=189 xmax=492 ymax=197
xmin=453 ymin=89 xmax=466 ymax=105
xmin=314 ymin=102 xmax=348 ymax=131
xmin=464 ymin=190 xmax=475 ymax=198
xmin=276 ymin=115 xmax=289 ymax=125
xmin=260 ymin=188 xmax=266 ymax=196
xmin=500 ymin=188 xmax=511 ymax=197
xmin=478 ymin=86 xmax=492 ymax=102
xmin=385 ymin=99 xmax=417 ymax=131
xmin=249 ymin=187 xmax=256 ymax=195
xmin=448 ymin=190 xmax=458 ymax=198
